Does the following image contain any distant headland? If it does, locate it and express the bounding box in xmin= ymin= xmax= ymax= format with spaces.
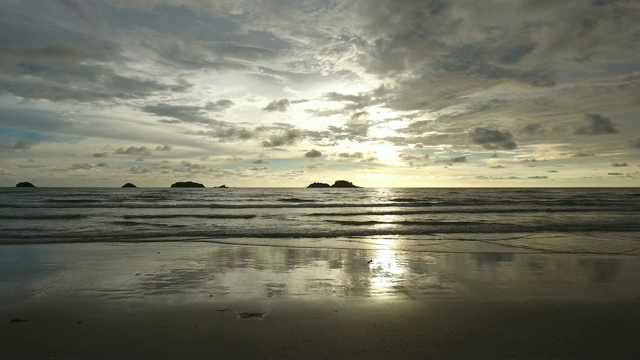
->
xmin=122 ymin=183 xmax=137 ymax=188
xmin=307 ymin=180 xmax=360 ymax=188
xmin=15 ymin=182 xmax=36 ymax=188
xmin=171 ymin=181 xmax=205 ymax=188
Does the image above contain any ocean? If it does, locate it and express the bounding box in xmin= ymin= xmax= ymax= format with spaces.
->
xmin=1 ymin=187 xmax=638 ymax=255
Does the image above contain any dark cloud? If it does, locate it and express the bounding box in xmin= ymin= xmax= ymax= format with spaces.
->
xmin=630 ymin=139 xmax=640 ymax=148
xmin=0 ymin=43 xmax=189 ymax=102
xmin=608 ymin=172 xmax=623 ymax=176
xmin=575 ymin=114 xmax=618 ymax=135
xmin=158 ymin=119 xmax=181 ymax=124
xmin=339 ymin=152 xmax=364 ymax=159
xmin=215 ymin=127 xmax=255 ymax=141
xmin=71 ymin=163 xmax=94 ymax=170
xmin=92 ymin=152 xmax=109 ymax=158
xmin=262 ymin=129 xmax=305 ymax=147
xmin=55 ymin=0 xmax=89 ymax=22
xmin=252 ymin=159 xmax=269 ymax=164
xmin=143 ymin=103 xmax=220 ymax=125
xmin=305 ymin=149 xmax=322 ymax=158
xmin=470 ymin=127 xmax=517 ymax=150
xmin=263 ymin=99 xmax=290 ymax=112
xmin=521 ymin=123 xmax=545 ymax=135
xmin=325 ymin=113 xmax=373 ymax=142
xmin=437 ymin=155 xmax=467 ymax=164
xmin=114 ymin=146 xmax=152 ymax=156
xmin=399 ymin=120 xmax=435 ymax=135
xmin=528 ymin=176 xmax=548 ymax=179
xmin=0 ymin=140 xmax=38 ymax=151
xmin=611 ymin=163 xmax=628 ymax=167
xmin=205 ymin=100 xmax=234 ymax=112
xmin=155 ymin=145 xmax=172 ymax=152
xmin=573 ymin=151 xmax=594 ymax=157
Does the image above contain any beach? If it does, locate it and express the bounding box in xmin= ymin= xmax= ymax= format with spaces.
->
xmin=2 ymin=242 xmax=640 ymax=359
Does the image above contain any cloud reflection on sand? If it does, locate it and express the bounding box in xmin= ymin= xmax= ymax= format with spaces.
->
xmin=1 ymin=241 xmax=639 ymax=309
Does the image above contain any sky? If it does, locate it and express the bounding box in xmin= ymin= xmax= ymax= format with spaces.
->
xmin=0 ymin=0 xmax=639 ymax=187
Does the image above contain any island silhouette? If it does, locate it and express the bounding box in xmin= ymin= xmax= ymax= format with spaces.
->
xmin=171 ymin=181 xmax=205 ymax=188
xmin=15 ymin=182 xmax=36 ymax=187
xmin=307 ymin=180 xmax=360 ymax=188
xmin=122 ymin=183 xmax=137 ymax=188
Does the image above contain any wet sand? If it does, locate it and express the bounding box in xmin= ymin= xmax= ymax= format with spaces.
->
xmin=2 ymin=242 xmax=640 ymax=359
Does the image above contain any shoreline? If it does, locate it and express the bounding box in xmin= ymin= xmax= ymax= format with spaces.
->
xmin=2 ymin=242 xmax=640 ymax=358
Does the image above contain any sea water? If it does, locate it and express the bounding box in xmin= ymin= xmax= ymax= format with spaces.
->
xmin=1 ymin=187 xmax=639 ymax=254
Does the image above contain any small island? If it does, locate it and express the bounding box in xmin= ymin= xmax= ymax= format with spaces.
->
xmin=307 ymin=182 xmax=331 ymax=188
xmin=171 ymin=181 xmax=205 ymax=188
xmin=307 ymin=180 xmax=360 ymax=188
xmin=122 ymin=183 xmax=137 ymax=188
xmin=216 ymin=184 xmax=228 ymax=188
xmin=16 ymin=182 xmax=36 ymax=188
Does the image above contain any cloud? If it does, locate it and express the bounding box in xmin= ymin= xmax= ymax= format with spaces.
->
xmin=0 ymin=140 xmax=38 ymax=151
xmin=630 ymin=139 xmax=640 ymax=148
xmin=205 ymin=100 xmax=234 ymax=112
xmin=521 ymin=123 xmax=545 ymax=135
xmin=92 ymin=152 xmax=109 ymax=158
xmin=71 ymin=163 xmax=94 ymax=170
xmin=55 ymin=0 xmax=89 ymax=22
xmin=252 ymin=159 xmax=269 ymax=164
xmin=470 ymin=127 xmax=517 ymax=150
xmin=573 ymin=151 xmax=594 ymax=157
xmin=155 ymin=145 xmax=172 ymax=152
xmin=143 ymin=103 xmax=221 ymax=125
xmin=437 ymin=155 xmax=466 ymax=164
xmin=608 ymin=172 xmax=623 ymax=176
xmin=114 ymin=146 xmax=152 ymax=156
xmin=338 ymin=152 xmax=364 ymax=159
xmin=263 ymin=99 xmax=290 ymax=112
xmin=262 ymin=129 xmax=305 ymax=147
xmin=214 ymin=127 xmax=256 ymax=141
xmin=0 ymin=42 xmax=190 ymax=103
xmin=611 ymin=163 xmax=628 ymax=167
xmin=575 ymin=114 xmax=618 ymax=135
xmin=305 ymin=149 xmax=322 ymax=158
xmin=528 ymin=176 xmax=548 ymax=179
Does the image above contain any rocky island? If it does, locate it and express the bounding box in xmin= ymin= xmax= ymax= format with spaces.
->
xmin=307 ymin=182 xmax=331 ymax=188
xmin=307 ymin=180 xmax=360 ymax=188
xmin=171 ymin=181 xmax=205 ymax=188
xmin=15 ymin=182 xmax=36 ymax=187
xmin=122 ymin=183 xmax=137 ymax=188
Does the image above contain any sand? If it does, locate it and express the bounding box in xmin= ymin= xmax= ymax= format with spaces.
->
xmin=2 ymin=242 xmax=640 ymax=359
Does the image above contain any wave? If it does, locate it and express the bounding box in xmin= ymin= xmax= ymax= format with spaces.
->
xmin=109 ymin=221 xmax=188 ymax=228
xmin=389 ymin=198 xmax=420 ymax=202
xmin=121 ymin=214 xmax=257 ymax=220
xmin=0 ymin=214 xmax=86 ymax=220
xmin=43 ymin=199 xmax=102 ymax=203
xmin=304 ymin=207 xmax=638 ymax=217
xmin=277 ymin=198 xmax=316 ymax=203
xmin=325 ymin=220 xmax=481 ymax=226
xmin=8 ymin=201 xmax=638 ymax=211
xmin=3 ymin=224 xmax=640 ymax=246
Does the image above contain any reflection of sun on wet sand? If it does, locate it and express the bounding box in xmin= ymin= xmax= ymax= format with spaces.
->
xmin=2 ymin=242 xmax=640 ymax=359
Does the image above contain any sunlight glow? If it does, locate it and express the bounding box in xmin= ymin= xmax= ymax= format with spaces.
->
xmin=369 ymin=239 xmax=406 ymax=296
